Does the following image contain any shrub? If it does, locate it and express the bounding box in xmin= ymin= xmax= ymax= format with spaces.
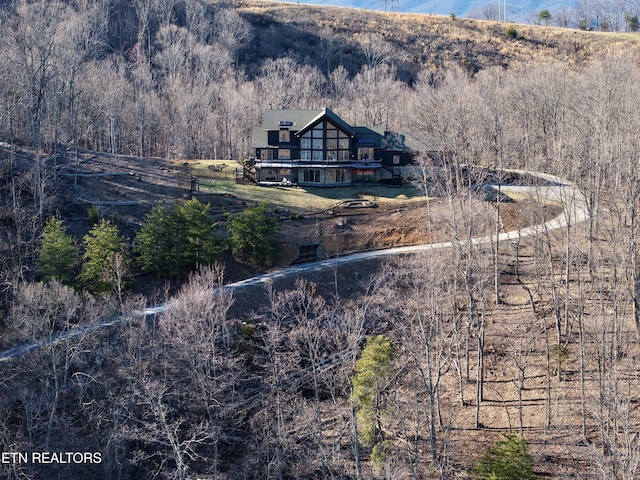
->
xmin=371 ymin=441 xmax=392 ymax=475
xmin=108 ymin=211 xmax=123 ymax=227
xmin=87 ymin=205 xmax=101 ymax=225
xmin=505 ymin=26 xmax=518 ymax=39
xmin=471 ymin=433 xmax=537 ymax=480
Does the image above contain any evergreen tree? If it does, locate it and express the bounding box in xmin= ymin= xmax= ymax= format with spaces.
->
xmin=36 ymin=217 xmax=77 ymax=284
xmin=625 ymin=13 xmax=639 ymax=32
xmin=135 ymin=204 xmax=182 ymax=276
xmin=537 ymin=9 xmax=552 ymax=25
xmin=79 ymin=219 xmax=130 ymax=293
xmin=471 ymin=433 xmax=537 ymax=480
xmin=226 ymin=202 xmax=279 ymax=267
xmin=178 ymin=198 xmax=221 ymax=269
xmin=351 ymin=335 xmax=395 ymax=447
xmin=135 ymin=199 xmax=220 ymax=277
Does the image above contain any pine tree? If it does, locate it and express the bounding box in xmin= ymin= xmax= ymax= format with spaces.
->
xmin=351 ymin=335 xmax=395 ymax=447
xmin=135 ymin=204 xmax=182 ymax=276
xmin=177 ymin=198 xmax=221 ymax=269
xmin=226 ymin=202 xmax=279 ymax=267
xmin=79 ymin=219 xmax=130 ymax=293
xmin=135 ymin=199 xmax=220 ymax=277
xmin=36 ymin=217 xmax=77 ymax=284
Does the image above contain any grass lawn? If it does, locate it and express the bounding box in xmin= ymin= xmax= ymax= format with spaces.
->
xmin=192 ymin=160 xmax=425 ymax=213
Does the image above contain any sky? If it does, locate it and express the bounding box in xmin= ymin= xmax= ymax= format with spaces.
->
xmin=273 ymin=0 xmax=578 ymax=22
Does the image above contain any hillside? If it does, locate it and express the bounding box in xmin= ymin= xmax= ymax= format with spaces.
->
xmin=1 ymin=1 xmax=640 ymax=479
xmin=275 ymin=0 xmax=578 ymax=21
xmin=238 ymin=0 xmax=640 ymax=78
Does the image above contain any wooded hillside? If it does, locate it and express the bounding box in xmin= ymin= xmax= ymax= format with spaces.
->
xmin=1 ymin=0 xmax=638 ymax=159
xmin=1 ymin=1 xmax=640 ymax=479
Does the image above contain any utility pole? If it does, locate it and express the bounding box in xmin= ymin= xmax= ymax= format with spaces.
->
xmin=381 ymin=0 xmax=398 ymax=12
xmin=499 ymin=0 xmax=507 ymax=22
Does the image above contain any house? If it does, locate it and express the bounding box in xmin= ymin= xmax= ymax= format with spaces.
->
xmin=250 ymin=108 xmax=419 ymax=187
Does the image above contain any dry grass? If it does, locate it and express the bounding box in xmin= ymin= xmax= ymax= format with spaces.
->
xmin=198 ymin=177 xmax=423 ymax=213
xmin=238 ymin=0 xmax=640 ymax=76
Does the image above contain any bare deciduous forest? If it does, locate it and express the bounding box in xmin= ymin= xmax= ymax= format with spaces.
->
xmin=1 ymin=0 xmax=640 ymax=479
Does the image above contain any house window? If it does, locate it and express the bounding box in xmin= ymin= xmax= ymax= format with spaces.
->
xmin=328 ymin=169 xmax=347 ymax=183
xmin=279 ymin=129 xmax=290 ymax=142
xmin=263 ymin=168 xmax=276 ymax=181
xmin=261 ymin=149 xmax=274 ymax=160
xmin=338 ymin=150 xmax=350 ymax=161
xmin=393 ymin=155 xmax=400 ymax=165
xmin=278 ymin=149 xmax=291 ymax=160
xmin=358 ymin=148 xmax=375 ymax=161
xmin=303 ymin=169 xmax=321 ymax=183
xmin=301 ymin=120 xmax=351 ymax=165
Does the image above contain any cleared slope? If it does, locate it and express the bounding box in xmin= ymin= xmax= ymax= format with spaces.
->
xmin=239 ymin=0 xmax=640 ymax=78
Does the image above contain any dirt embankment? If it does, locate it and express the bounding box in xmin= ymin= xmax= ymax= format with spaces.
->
xmin=46 ymin=148 xmax=561 ymax=284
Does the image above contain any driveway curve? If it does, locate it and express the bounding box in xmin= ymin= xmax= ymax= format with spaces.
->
xmin=226 ymin=173 xmax=588 ymax=288
xmin=0 ymin=171 xmax=589 ymax=362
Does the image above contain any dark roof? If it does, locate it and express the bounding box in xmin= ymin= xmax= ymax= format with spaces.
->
xmin=296 ymin=108 xmax=355 ymax=137
xmin=260 ymin=108 xmax=356 ymax=137
xmin=352 ymin=126 xmax=385 ymax=147
xmin=253 ymin=108 xmax=438 ymax=153
xmin=262 ymin=110 xmax=322 ymax=131
xmin=252 ymin=127 xmax=270 ymax=149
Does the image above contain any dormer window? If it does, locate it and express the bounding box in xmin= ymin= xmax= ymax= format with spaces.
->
xmin=279 ymin=128 xmax=290 ymax=143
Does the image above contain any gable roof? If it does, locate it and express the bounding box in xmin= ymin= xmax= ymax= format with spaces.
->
xmin=252 ymin=127 xmax=270 ymax=149
xmin=296 ymin=107 xmax=355 ymax=137
xmin=254 ymin=108 xmax=437 ymax=153
xmin=261 ymin=108 xmax=356 ymax=138
xmin=352 ymin=126 xmax=385 ymax=147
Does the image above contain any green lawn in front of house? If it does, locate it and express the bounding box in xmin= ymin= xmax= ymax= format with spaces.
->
xmin=191 ymin=161 xmax=424 ymax=213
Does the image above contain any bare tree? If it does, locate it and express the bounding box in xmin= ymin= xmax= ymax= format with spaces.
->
xmin=3 ymin=0 xmax=66 ymax=148
xmin=257 ymin=57 xmax=325 ymax=111
xmin=392 ymin=252 xmax=455 ymax=474
xmin=214 ymin=8 xmax=252 ymax=57
xmin=357 ymin=33 xmax=394 ymax=69
xmin=351 ymin=64 xmax=403 ymax=129
xmin=506 ymin=320 xmax=540 ymax=435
